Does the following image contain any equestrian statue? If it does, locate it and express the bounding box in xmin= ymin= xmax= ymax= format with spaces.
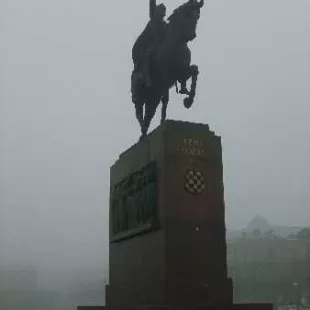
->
xmin=131 ymin=0 xmax=204 ymax=140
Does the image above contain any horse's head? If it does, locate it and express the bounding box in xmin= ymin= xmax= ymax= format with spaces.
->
xmin=168 ymin=0 xmax=204 ymax=42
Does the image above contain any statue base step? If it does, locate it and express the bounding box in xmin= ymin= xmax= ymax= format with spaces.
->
xmin=78 ymin=304 xmax=272 ymax=310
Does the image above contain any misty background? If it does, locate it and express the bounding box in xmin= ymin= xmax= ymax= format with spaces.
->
xmin=0 ymin=0 xmax=309 ymax=307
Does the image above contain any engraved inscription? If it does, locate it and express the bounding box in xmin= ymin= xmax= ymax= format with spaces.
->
xmin=177 ymin=138 xmax=205 ymax=157
xmin=110 ymin=162 xmax=158 ymax=242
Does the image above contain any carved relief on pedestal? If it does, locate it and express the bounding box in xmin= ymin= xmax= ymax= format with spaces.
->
xmin=110 ymin=162 xmax=158 ymax=242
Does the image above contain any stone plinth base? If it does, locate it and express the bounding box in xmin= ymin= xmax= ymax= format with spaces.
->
xmin=138 ymin=304 xmax=273 ymax=310
xmin=88 ymin=121 xmax=274 ymax=310
xmin=77 ymin=307 xmax=105 ymax=310
xmin=95 ymin=303 xmax=273 ymax=310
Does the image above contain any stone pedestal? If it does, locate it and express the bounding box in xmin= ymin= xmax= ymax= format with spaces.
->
xmin=82 ymin=120 xmax=274 ymax=310
xmin=106 ymin=120 xmax=233 ymax=308
xmin=77 ymin=308 xmax=105 ymax=310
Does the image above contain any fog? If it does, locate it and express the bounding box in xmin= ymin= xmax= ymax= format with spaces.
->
xmin=0 ymin=0 xmax=309 ymax=306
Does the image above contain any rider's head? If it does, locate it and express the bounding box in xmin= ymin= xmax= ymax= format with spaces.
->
xmin=154 ymin=3 xmax=166 ymax=19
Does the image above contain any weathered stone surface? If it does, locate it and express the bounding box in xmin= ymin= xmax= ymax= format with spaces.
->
xmin=107 ymin=120 xmax=233 ymax=308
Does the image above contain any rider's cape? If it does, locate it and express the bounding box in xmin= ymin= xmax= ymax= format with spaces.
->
xmin=132 ymin=18 xmax=167 ymax=71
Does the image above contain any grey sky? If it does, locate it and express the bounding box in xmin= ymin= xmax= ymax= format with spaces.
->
xmin=0 ymin=0 xmax=309 ymax=271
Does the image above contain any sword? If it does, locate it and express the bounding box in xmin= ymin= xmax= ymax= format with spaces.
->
xmin=149 ymin=0 xmax=156 ymax=19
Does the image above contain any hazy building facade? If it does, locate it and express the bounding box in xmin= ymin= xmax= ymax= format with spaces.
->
xmin=227 ymin=225 xmax=310 ymax=307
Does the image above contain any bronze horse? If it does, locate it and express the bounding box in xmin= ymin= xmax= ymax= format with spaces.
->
xmin=131 ymin=0 xmax=204 ymax=140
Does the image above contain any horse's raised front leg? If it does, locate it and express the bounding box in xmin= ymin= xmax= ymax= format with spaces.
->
xmin=179 ymin=80 xmax=190 ymax=95
xmin=161 ymin=91 xmax=169 ymax=125
xmin=183 ymin=65 xmax=199 ymax=109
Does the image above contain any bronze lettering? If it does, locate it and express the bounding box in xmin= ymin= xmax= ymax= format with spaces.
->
xmin=177 ymin=137 xmax=205 ymax=157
